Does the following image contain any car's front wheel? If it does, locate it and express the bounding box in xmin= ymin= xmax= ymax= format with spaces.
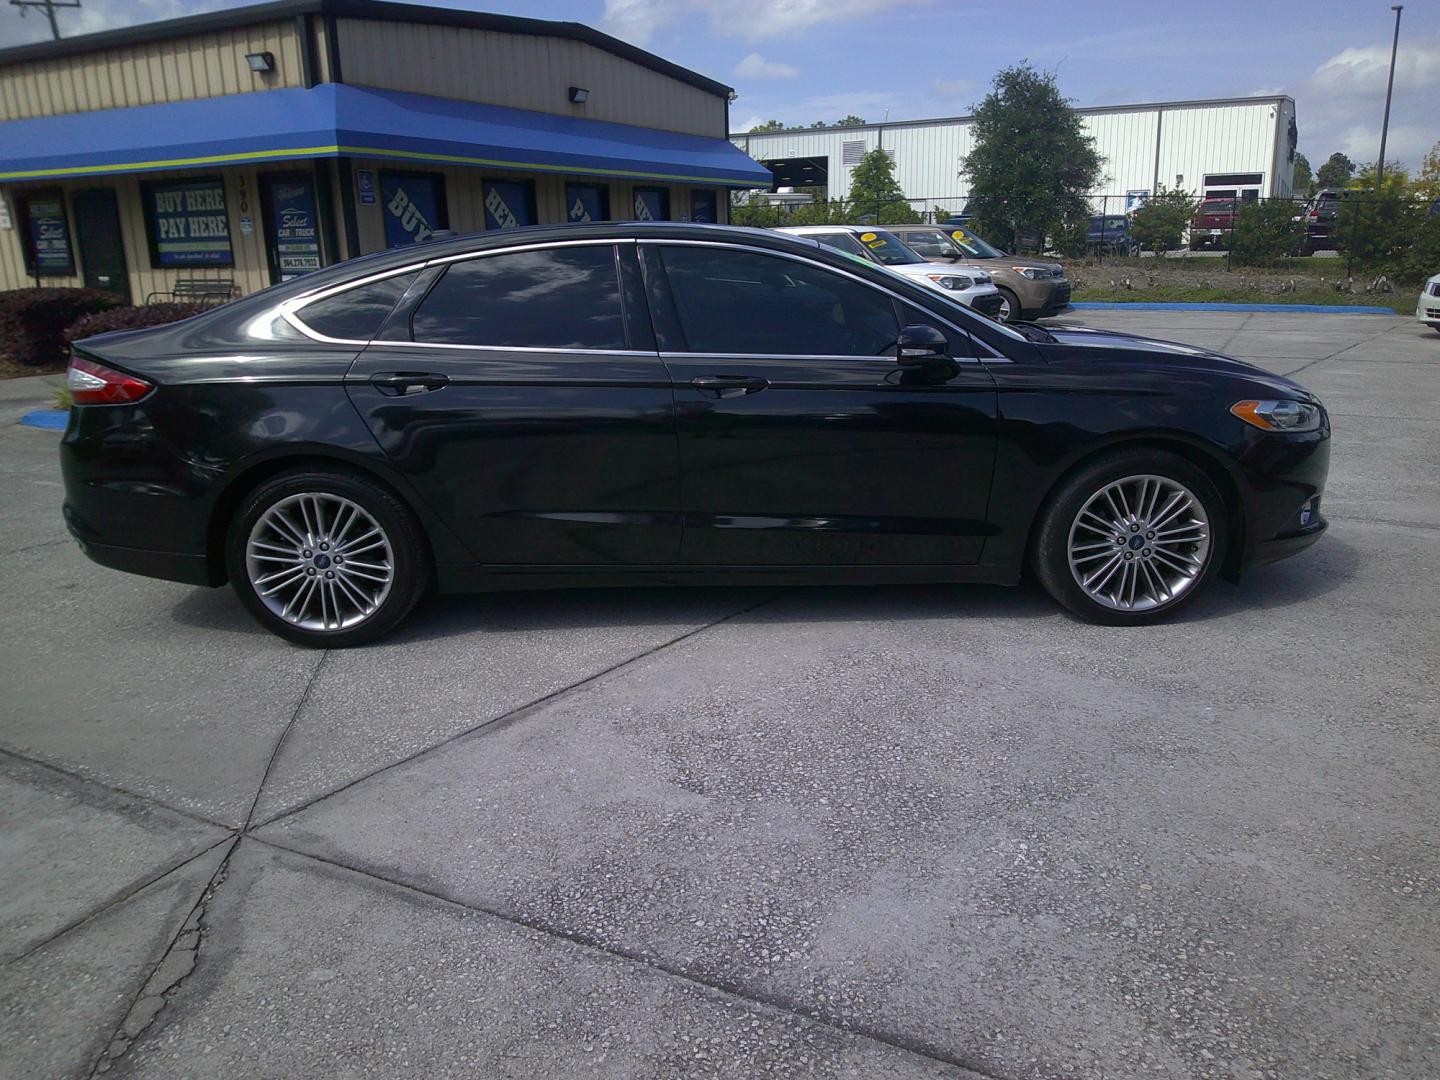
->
xmin=994 ymin=288 xmax=1021 ymax=323
xmin=1033 ymin=450 xmax=1226 ymax=625
xmin=225 ymin=468 xmax=428 ymax=647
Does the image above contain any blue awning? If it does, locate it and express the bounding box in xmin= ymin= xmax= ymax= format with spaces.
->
xmin=0 ymin=83 xmax=773 ymax=187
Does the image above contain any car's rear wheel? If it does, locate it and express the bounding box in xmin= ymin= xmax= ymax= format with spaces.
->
xmin=225 ymin=468 xmax=428 ymax=647
xmin=995 ymin=287 xmax=1021 ymax=323
xmin=1033 ymin=450 xmax=1226 ymax=625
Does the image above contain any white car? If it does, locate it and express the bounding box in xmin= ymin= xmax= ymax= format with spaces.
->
xmin=1418 ymin=273 xmax=1440 ymax=333
xmin=776 ymin=225 xmax=1005 ymax=318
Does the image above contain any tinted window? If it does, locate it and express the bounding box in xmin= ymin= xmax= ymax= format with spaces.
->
xmin=296 ymin=272 xmax=418 ymax=340
xmin=659 ymin=246 xmax=898 ymax=356
xmin=411 ymin=246 xmax=626 ymax=349
xmin=896 ymin=228 xmax=957 ymax=259
xmin=807 ymin=231 xmax=871 ymax=258
xmin=898 ymin=302 xmax=973 ymax=358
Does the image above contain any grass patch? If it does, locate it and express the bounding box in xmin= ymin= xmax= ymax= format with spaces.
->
xmin=1071 ymin=282 xmax=1418 ymax=314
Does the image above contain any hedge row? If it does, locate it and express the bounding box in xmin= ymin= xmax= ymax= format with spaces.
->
xmin=0 ymin=289 xmax=205 ymax=368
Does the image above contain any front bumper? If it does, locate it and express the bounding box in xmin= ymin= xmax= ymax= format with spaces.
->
xmin=969 ymin=291 xmax=1005 ymax=318
xmin=1417 ymin=289 xmax=1440 ymax=326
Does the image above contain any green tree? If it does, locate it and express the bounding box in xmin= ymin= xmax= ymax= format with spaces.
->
xmin=1315 ymin=152 xmax=1356 ymax=190
xmin=809 ymin=120 xmax=827 ymax=128
xmin=1336 ymin=164 xmax=1424 ymax=275
xmin=962 ymin=63 xmax=1102 ymax=252
xmin=1128 ymin=185 xmax=1199 ymax=254
xmin=848 ymin=148 xmax=919 ymax=223
xmin=836 ymin=114 xmax=867 ymax=127
xmin=749 ymin=119 xmax=785 ymax=132
xmin=1291 ymin=152 xmax=1314 ymax=198
xmin=1230 ymin=200 xmax=1306 ymax=266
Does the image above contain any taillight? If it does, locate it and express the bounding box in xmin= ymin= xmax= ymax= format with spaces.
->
xmin=67 ymin=356 xmax=153 ymax=405
xmin=1309 ymin=210 xmax=1319 ymax=219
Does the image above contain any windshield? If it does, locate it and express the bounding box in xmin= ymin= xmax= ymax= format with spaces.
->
xmin=939 ymin=225 xmax=1004 ymax=259
xmin=807 ymin=231 xmax=870 ymax=258
xmin=850 ymin=229 xmax=925 ymax=265
xmin=1200 ymin=200 xmax=1237 ymax=213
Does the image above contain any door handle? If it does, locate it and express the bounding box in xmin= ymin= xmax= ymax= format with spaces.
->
xmin=369 ymin=371 xmax=449 ymax=395
xmin=691 ymin=375 xmax=769 ymax=398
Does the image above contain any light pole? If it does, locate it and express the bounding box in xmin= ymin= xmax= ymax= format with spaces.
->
xmin=1376 ymin=4 xmax=1403 ymax=186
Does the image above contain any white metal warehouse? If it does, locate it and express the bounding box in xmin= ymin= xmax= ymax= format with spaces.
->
xmin=731 ymin=95 xmax=1300 ymax=211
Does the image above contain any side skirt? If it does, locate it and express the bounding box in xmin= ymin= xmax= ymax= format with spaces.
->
xmin=434 ymin=563 xmax=1022 ymax=593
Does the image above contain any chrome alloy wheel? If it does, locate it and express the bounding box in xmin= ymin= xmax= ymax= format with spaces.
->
xmin=244 ymin=493 xmax=394 ymax=632
xmin=1066 ymin=474 xmax=1211 ymax=612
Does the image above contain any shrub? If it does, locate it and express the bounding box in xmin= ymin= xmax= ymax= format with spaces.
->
xmin=1230 ymin=200 xmax=1306 ymax=266
xmin=1129 ymin=186 xmax=1199 ymax=254
xmin=0 ymin=288 xmax=124 ymax=368
xmin=1335 ymin=189 xmax=1429 ymax=279
xmin=66 ymin=302 xmax=204 ymax=345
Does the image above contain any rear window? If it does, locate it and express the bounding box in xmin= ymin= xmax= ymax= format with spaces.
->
xmin=410 ymin=245 xmax=626 ymax=350
xmin=294 ymin=272 xmax=418 ymax=340
xmin=1201 ymin=200 xmax=1237 ymax=212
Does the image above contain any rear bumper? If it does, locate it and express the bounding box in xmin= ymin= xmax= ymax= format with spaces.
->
xmin=65 ymin=507 xmax=216 ymax=585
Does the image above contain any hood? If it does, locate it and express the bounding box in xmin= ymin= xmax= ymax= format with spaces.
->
xmin=891 ymin=261 xmax=996 ymax=281
xmin=1038 ymin=324 xmax=1318 ymax=398
xmin=994 ymin=255 xmax=1064 ymax=274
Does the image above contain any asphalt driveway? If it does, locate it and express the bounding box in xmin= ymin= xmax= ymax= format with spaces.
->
xmin=2 ymin=310 xmax=1437 ymax=1079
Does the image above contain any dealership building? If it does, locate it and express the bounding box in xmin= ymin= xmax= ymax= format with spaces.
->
xmin=732 ymin=95 xmax=1300 ymax=212
xmin=0 ymin=0 xmax=767 ymax=303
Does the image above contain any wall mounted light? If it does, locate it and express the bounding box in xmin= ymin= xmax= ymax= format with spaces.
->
xmin=245 ymin=51 xmax=276 ymax=73
xmin=568 ymin=86 xmax=589 ymax=104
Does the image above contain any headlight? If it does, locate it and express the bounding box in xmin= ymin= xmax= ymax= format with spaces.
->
xmin=1014 ymin=267 xmax=1045 ymax=280
xmin=926 ymin=274 xmax=972 ymax=290
xmin=1230 ymin=399 xmax=1322 ymax=432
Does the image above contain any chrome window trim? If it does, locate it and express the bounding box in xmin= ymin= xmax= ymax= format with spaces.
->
xmin=643 ymin=238 xmax=1014 ymax=361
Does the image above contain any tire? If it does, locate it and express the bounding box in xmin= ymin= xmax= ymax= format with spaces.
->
xmin=995 ymin=287 xmax=1021 ymax=323
xmin=225 ymin=468 xmax=429 ymax=647
xmin=1032 ymin=449 xmax=1227 ymax=626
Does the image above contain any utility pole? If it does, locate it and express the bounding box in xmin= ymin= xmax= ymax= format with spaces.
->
xmin=1376 ymin=5 xmax=1403 ymax=186
xmin=8 ymin=0 xmax=81 ymax=41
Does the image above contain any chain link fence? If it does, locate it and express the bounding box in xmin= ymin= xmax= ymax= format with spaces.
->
xmin=730 ymin=190 xmax=1440 ymax=286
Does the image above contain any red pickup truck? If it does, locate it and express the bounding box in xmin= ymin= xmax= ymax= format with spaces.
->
xmin=1188 ymin=198 xmax=1238 ymax=250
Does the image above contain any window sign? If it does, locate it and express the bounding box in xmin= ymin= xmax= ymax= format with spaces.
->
xmin=24 ymin=195 xmax=74 ymax=274
xmin=1125 ymin=190 xmax=1150 ymax=213
xmin=690 ymin=189 xmax=718 ymax=223
xmin=565 ymin=183 xmax=609 ymax=223
xmin=381 ymin=172 xmax=444 ymax=247
xmin=483 ymin=180 xmax=536 ymax=229
xmin=356 ymin=169 xmax=378 ymax=205
xmin=145 ymin=179 xmax=233 ymax=267
xmin=633 ymin=187 xmax=670 ymax=222
xmin=269 ymin=179 xmax=322 ymax=280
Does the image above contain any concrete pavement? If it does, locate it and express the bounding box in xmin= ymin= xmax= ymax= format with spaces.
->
xmin=1 ymin=311 xmax=1437 ymax=1079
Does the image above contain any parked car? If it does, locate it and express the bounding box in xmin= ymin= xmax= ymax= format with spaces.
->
xmin=1087 ymin=215 xmax=1139 ymax=256
xmin=885 ymin=223 xmax=1070 ymax=321
xmin=1298 ymin=189 xmax=1352 ymax=253
xmin=61 ymin=222 xmax=1330 ymax=644
xmin=1418 ymin=273 xmax=1440 ymax=333
xmin=1189 ymin=198 xmax=1239 ymax=249
xmin=777 ymin=225 xmax=1005 ymax=318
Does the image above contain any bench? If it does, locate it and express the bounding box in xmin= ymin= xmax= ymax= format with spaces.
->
xmin=145 ymin=278 xmax=238 ymax=308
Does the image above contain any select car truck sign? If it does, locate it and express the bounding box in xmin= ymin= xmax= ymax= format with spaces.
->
xmin=267 ymin=179 xmax=321 ymax=280
xmin=25 ymin=196 xmax=74 ymax=274
xmin=146 ymin=180 xmax=233 ymax=267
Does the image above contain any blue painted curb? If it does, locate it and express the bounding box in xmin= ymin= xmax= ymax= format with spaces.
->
xmin=1069 ymin=301 xmax=1395 ymax=314
xmin=20 ymin=409 xmax=68 ymax=430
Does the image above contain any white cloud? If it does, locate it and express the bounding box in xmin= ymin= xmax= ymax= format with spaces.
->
xmin=602 ymin=0 xmax=918 ymax=46
xmin=1298 ymin=33 xmax=1440 ymax=172
xmin=735 ymin=113 xmax=771 ymax=132
xmin=930 ymin=78 xmax=976 ymax=106
xmin=734 ymin=52 xmax=797 ymax=79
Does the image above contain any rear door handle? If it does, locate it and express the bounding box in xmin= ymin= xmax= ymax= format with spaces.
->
xmin=369 ymin=371 xmax=449 ymax=395
xmin=691 ymin=375 xmax=769 ymax=398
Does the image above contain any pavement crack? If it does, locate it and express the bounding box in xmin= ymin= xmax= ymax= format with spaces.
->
xmin=4 ymin=839 xmax=232 ymax=967
xmin=251 ymin=589 xmax=795 ymax=832
xmin=242 ymin=649 xmax=331 ymax=831
xmin=251 ymin=835 xmax=998 ymax=1080
xmin=1280 ymin=323 xmax=1399 ymax=378
xmin=0 ymin=745 xmax=232 ymax=832
xmin=88 ymin=837 xmax=239 ymax=1077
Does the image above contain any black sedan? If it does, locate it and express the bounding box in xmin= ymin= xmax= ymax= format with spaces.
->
xmin=60 ymin=223 xmax=1329 ymax=646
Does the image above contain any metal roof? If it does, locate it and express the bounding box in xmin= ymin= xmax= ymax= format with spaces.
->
xmin=0 ymin=0 xmax=735 ymax=98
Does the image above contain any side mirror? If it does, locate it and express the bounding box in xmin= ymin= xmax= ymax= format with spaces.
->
xmin=896 ymin=324 xmax=951 ymax=368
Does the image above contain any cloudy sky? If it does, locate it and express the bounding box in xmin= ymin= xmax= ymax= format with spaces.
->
xmin=3 ymin=0 xmax=1436 ymax=171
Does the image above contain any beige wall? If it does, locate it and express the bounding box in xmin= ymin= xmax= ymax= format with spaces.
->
xmin=0 ymin=167 xmax=301 ymax=300
xmin=347 ymin=160 xmax=725 ymax=256
xmin=334 ymin=18 xmax=727 ymax=138
xmin=0 ymin=21 xmax=303 ymax=121
xmin=1 ymin=163 xmax=728 ymax=298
